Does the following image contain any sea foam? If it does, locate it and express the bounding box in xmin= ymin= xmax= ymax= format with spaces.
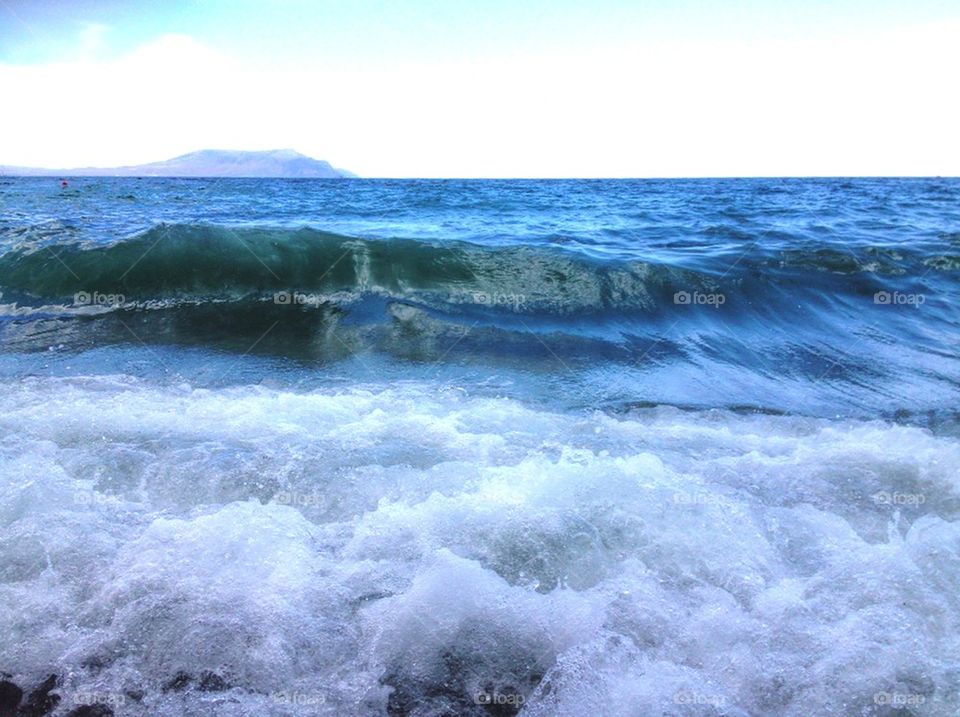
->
xmin=0 ymin=376 xmax=957 ymax=715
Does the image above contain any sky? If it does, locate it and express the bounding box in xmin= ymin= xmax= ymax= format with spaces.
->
xmin=0 ymin=0 xmax=958 ymax=177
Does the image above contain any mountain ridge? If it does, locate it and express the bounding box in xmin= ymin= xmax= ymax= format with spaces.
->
xmin=0 ymin=149 xmax=356 ymax=178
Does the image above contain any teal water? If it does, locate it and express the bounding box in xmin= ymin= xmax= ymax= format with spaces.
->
xmin=2 ymin=177 xmax=959 ymax=422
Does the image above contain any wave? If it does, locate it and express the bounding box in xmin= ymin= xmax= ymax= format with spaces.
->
xmin=0 ymin=223 xmax=950 ymax=318
xmin=0 ymin=224 xmax=726 ymax=315
xmin=0 ymin=224 xmax=957 ymax=422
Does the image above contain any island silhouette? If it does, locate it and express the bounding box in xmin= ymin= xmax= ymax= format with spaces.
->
xmin=0 ymin=149 xmax=355 ymax=178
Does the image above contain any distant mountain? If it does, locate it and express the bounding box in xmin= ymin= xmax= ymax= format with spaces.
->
xmin=0 ymin=149 xmax=356 ymax=178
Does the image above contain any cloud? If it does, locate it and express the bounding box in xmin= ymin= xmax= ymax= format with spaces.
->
xmin=1 ymin=22 xmax=958 ymax=177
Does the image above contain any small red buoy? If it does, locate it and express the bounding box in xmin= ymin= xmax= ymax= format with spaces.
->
xmin=61 ymin=180 xmax=68 ymax=188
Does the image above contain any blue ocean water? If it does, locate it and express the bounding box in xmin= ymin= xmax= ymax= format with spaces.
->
xmin=2 ymin=177 xmax=959 ymax=421
xmin=0 ymin=177 xmax=958 ymax=716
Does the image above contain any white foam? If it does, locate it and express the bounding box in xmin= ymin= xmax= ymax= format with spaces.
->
xmin=0 ymin=376 xmax=958 ymax=715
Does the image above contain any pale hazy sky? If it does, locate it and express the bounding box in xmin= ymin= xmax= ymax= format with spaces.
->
xmin=0 ymin=0 xmax=958 ymax=177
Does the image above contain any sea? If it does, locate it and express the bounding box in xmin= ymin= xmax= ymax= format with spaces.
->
xmin=0 ymin=177 xmax=958 ymax=716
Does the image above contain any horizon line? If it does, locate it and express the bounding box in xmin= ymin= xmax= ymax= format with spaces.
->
xmin=1 ymin=173 xmax=957 ymax=180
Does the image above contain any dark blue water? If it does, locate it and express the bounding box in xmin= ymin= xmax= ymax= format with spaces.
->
xmin=1 ymin=178 xmax=959 ymax=717
xmin=1 ymin=177 xmax=958 ymax=422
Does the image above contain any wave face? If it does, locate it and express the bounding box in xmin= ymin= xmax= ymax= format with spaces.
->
xmin=0 ymin=177 xmax=959 ymax=715
xmin=0 ymin=223 xmax=713 ymax=313
xmin=0 ymin=220 xmax=956 ymax=309
xmin=1 ymin=216 xmax=958 ymax=419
